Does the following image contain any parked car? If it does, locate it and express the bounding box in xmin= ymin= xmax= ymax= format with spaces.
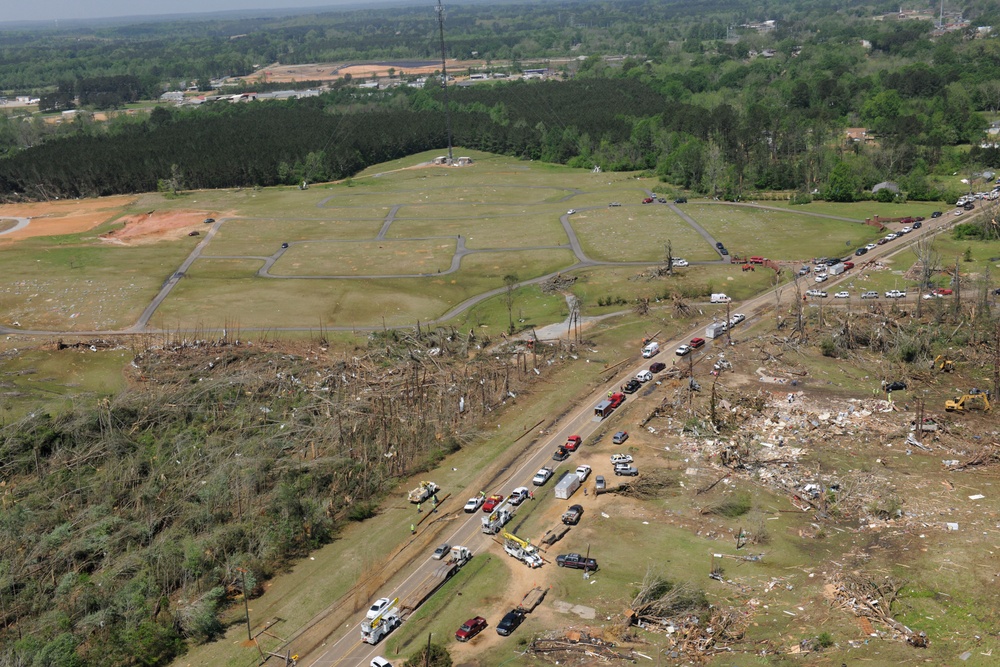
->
xmin=720 ymin=248 xmax=729 ymax=255
xmin=649 ymin=362 xmax=667 ymax=373
xmin=188 ymin=230 xmax=201 ymax=236
xmin=642 ymin=197 xmax=654 ymax=204
xmin=815 ymin=274 xmax=828 ymax=283
xmin=567 ymin=209 xmax=576 ymax=215
xmin=464 ymin=496 xmax=484 ymax=512
xmin=562 ymin=504 xmax=584 ymax=525
xmin=496 ymin=609 xmax=526 ymax=636
xmin=575 ymin=465 xmax=592 ymax=481
xmin=614 ymin=465 xmax=639 ymax=476
xmin=532 ymin=467 xmax=553 ymax=486
xmin=608 ymin=202 xmax=622 ymax=207
xmin=595 ymin=475 xmax=606 ymax=491
xmin=564 ymin=435 xmax=582 ymax=451
xmin=885 ymin=290 xmax=906 ymax=298
xmin=281 ymin=242 xmax=289 ymax=248
xmin=834 ymin=291 xmax=850 ymax=299
xmin=716 ymin=242 xmax=725 ymax=249
xmin=456 ymin=616 xmax=488 ymax=642
xmin=673 ymin=258 xmax=689 ymax=267
xmin=865 ymin=243 xmax=878 ymax=250
xmin=930 ymin=211 xmax=943 ymax=218
xmin=612 ymin=430 xmax=629 ymax=444
xmin=861 ymin=291 xmax=879 ymax=299
xmin=883 ymin=380 xmax=907 ymax=392
xmin=689 ymin=337 xmax=705 ymax=349
xmin=509 ymin=487 xmax=530 ymax=505
xmin=674 ymin=197 xmax=687 ymax=203
xmin=367 ymin=597 xmax=393 ymax=620
xmin=482 ymin=494 xmax=504 ymax=512
xmin=855 ymin=247 xmax=868 ymax=256
xmin=675 ymin=344 xmax=691 ymax=356
xmin=622 ymin=379 xmax=642 ymax=394
xmin=552 ymin=447 xmax=570 ymax=461
xmin=203 ymin=218 xmax=215 ymax=223
xmin=730 ymin=313 xmax=746 ymax=324
xmin=611 ymin=453 xmax=633 ymax=464
xmin=431 ymin=543 xmax=451 ymax=560
xmin=912 ymin=221 xmax=922 ymax=229
xmin=556 ymin=553 xmax=598 ymax=570
xmin=371 ymin=658 xmax=393 ymax=667
xmin=635 ymin=370 xmax=653 ymax=383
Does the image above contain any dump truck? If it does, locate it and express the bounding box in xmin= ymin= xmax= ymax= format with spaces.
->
xmin=361 ymin=599 xmax=401 ymax=645
xmin=401 ymin=546 xmax=473 ymax=614
xmin=482 ymin=504 xmax=513 ymax=535
xmin=408 ymin=481 xmax=439 ymax=504
xmin=501 ymin=531 xmax=543 ymax=568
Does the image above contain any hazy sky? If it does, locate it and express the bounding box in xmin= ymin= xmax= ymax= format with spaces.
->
xmin=4 ymin=1 xmax=373 ymax=24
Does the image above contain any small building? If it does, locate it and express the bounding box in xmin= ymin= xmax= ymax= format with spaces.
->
xmin=845 ymin=127 xmax=870 ymax=143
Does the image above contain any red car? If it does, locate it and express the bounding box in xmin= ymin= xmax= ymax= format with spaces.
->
xmin=843 ymin=261 xmax=855 ymax=269
xmin=482 ymin=494 xmax=504 ymax=512
xmin=456 ymin=616 xmax=488 ymax=641
xmin=564 ymin=435 xmax=582 ymax=451
xmin=933 ymin=288 xmax=953 ymax=295
xmin=689 ymin=337 xmax=705 ymax=349
xmin=642 ymin=197 xmax=654 ymax=204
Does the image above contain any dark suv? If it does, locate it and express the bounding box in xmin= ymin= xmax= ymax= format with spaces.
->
xmin=622 ymin=379 xmax=642 ymax=394
xmin=496 ymin=609 xmax=526 ymax=636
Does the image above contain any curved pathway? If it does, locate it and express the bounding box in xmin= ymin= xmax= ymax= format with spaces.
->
xmin=0 ymin=217 xmax=30 ymax=236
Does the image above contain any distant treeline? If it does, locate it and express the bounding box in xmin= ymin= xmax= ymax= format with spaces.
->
xmin=38 ymin=75 xmax=153 ymax=112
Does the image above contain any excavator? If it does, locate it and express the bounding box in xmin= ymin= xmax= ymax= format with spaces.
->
xmin=945 ymin=390 xmax=991 ymax=413
xmin=932 ymin=355 xmax=956 ymax=372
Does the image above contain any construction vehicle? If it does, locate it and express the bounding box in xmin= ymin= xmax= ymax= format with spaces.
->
xmin=400 ymin=546 xmax=473 ymax=615
xmin=361 ymin=598 xmax=401 ymax=645
xmin=501 ymin=531 xmax=543 ymax=568
xmin=481 ymin=501 xmax=512 ymax=535
xmin=408 ymin=481 xmax=439 ymax=503
xmin=933 ymin=355 xmax=956 ymax=372
xmin=945 ymin=391 xmax=992 ymax=413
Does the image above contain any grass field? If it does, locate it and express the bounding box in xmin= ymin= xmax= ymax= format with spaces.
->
xmin=685 ymin=204 xmax=882 ymax=260
xmin=572 ymin=206 xmax=718 ymax=262
xmin=387 ymin=212 xmax=569 ymax=249
xmin=766 ymin=199 xmax=948 ymax=221
xmin=273 ymin=239 xmax=457 ymax=276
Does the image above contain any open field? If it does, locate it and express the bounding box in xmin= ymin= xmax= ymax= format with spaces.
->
xmin=206 ymin=217 xmax=385 ymax=255
xmin=685 ymin=204 xmax=882 ymax=260
xmin=387 ymin=212 xmax=569 ymax=249
xmin=572 ymin=206 xmax=718 ymax=262
xmin=275 ymin=239 xmax=456 ymax=276
xmin=766 ymin=199 xmax=948 ymax=221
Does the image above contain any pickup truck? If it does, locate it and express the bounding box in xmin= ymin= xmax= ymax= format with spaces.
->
xmin=556 ymin=553 xmax=598 ymax=570
xmin=561 ymin=504 xmax=584 ymax=525
xmin=575 ymin=465 xmax=592 ymax=481
xmin=614 ymin=465 xmax=639 ymax=477
xmin=532 ymin=467 xmax=553 ymax=486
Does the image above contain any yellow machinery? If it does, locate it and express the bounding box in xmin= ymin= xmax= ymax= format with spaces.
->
xmin=945 ymin=393 xmax=991 ymax=413
xmin=933 ymin=355 xmax=956 ymax=372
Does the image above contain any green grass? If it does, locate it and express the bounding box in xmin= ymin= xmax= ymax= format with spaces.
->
xmin=388 ymin=211 xmax=569 ymax=249
xmin=206 ymin=217 xmax=384 ymax=255
xmin=571 ymin=207 xmax=718 ymax=262
xmin=767 ymin=199 xmax=948 ymax=220
xmin=684 ymin=204 xmax=881 ymax=261
xmin=273 ymin=239 xmax=456 ymax=276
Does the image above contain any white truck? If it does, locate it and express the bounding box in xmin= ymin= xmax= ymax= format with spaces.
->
xmin=502 ymin=531 xmax=544 ymax=568
xmin=710 ymin=293 xmax=731 ymax=303
xmin=482 ymin=503 xmax=513 ymax=534
xmin=361 ymin=600 xmax=401 ymax=645
xmin=408 ymin=481 xmax=439 ymax=504
xmin=705 ymin=321 xmax=728 ymax=339
xmin=553 ymin=472 xmax=581 ymax=499
xmin=641 ymin=341 xmax=660 ymax=358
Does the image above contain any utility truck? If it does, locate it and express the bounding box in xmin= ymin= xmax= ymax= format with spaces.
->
xmin=361 ymin=598 xmax=401 ymax=645
xmin=482 ymin=500 xmax=513 ymax=534
xmin=501 ymin=531 xmax=544 ymax=568
xmin=408 ymin=481 xmax=439 ymax=503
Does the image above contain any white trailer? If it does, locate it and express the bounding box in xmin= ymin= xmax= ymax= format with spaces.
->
xmin=553 ymin=472 xmax=581 ymax=500
xmin=705 ymin=321 xmax=728 ymax=339
xmin=829 ymin=262 xmax=846 ymax=275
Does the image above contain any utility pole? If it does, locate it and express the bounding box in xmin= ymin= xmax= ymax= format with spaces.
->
xmin=726 ymin=299 xmax=731 ymax=344
xmin=436 ymin=0 xmax=454 ymax=163
xmin=237 ymin=567 xmax=251 ymax=641
xmin=425 ymin=632 xmax=433 ymax=667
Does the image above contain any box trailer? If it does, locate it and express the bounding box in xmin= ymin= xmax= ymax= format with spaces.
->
xmin=829 ymin=262 xmax=846 ymax=275
xmin=594 ymin=392 xmax=625 ymax=419
xmin=553 ymin=473 xmax=581 ymax=500
xmin=705 ymin=321 xmax=728 ymax=339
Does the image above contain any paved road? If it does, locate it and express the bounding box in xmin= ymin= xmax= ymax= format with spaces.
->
xmin=0 ymin=217 xmax=30 ymax=236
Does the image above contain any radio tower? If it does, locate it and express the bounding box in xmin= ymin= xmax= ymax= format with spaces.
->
xmin=436 ymin=0 xmax=454 ymax=163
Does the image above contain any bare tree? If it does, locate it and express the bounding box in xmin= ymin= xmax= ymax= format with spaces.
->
xmin=772 ymin=271 xmax=784 ymax=329
xmin=503 ymin=274 xmax=519 ymax=334
xmin=664 ymin=240 xmax=674 ymax=276
xmin=912 ymin=237 xmax=940 ymax=318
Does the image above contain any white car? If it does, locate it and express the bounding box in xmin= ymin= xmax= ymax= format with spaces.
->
xmin=635 ymin=370 xmax=653 ymax=382
xmin=884 ymin=233 xmax=898 ymax=241
xmin=673 ymin=258 xmax=689 ymax=267
xmin=532 ymin=468 xmax=553 ymax=486
xmin=575 ymin=464 xmax=592 ymax=481
xmin=610 ymin=453 xmax=633 ymax=465
xmin=885 ymin=290 xmax=906 ymax=298
xmin=900 ymin=226 xmax=912 ymax=234
xmin=567 ymin=209 xmax=576 ymax=215
xmin=834 ymin=291 xmax=850 ymax=298
xmin=814 ymin=274 xmax=828 ymax=282
xmin=806 ymin=289 xmax=828 ymax=298
xmin=865 ymin=243 xmax=878 ymax=250
xmin=464 ymin=496 xmax=484 ymax=513
xmin=922 ymin=292 xmax=944 ymax=300
xmin=675 ymin=344 xmax=691 ymax=356
xmin=367 ymin=597 xmax=393 ymax=620
xmin=954 ymin=209 xmax=964 ymax=216
xmin=731 ymin=313 xmax=746 ymax=324
xmin=371 ymin=658 xmax=393 ymax=667
xmin=509 ymin=486 xmax=530 ymax=505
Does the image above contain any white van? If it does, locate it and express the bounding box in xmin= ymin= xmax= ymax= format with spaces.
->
xmin=641 ymin=342 xmax=660 ymax=358
xmin=710 ymin=293 xmax=731 ymax=303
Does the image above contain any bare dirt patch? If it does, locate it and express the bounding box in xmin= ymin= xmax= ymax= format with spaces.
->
xmin=247 ymin=59 xmax=484 ymax=83
xmin=0 ymin=196 xmax=136 ymax=242
xmin=98 ymin=209 xmax=224 ymax=245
